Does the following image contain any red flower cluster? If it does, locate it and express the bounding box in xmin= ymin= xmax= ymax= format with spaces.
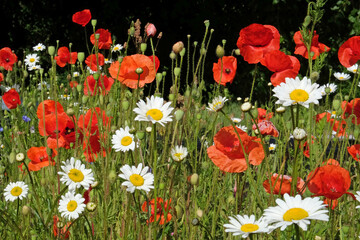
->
xmin=72 ymin=9 xmax=91 ymax=27
xmin=2 ymin=89 xmax=21 ymax=109
xmin=347 ymin=144 xmax=360 ymax=162
xmin=341 ymin=98 xmax=360 ymax=125
xmin=0 ymin=47 xmax=18 ymax=71
xmin=207 ymin=126 xmax=265 ymax=173
xmin=316 ymin=111 xmax=347 ymax=137
xmin=142 ymin=198 xmax=172 ymax=225
xmin=90 ymin=29 xmax=112 ymax=50
xmin=212 ymin=56 xmax=237 ymax=86
xmin=84 ymin=74 xmax=114 ymax=96
xmin=263 ymin=173 xmax=305 ymax=195
xmin=55 ymin=47 xmax=77 ymax=67
xmin=293 ymin=30 xmax=330 ymax=60
xmin=338 ymin=36 xmax=360 ymax=68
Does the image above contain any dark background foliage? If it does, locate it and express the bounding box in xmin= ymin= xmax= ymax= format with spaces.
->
xmin=1 ymin=0 xmax=360 ymax=102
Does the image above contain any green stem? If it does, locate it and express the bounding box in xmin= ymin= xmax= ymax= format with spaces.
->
xmin=249 ymin=64 xmax=258 ymax=102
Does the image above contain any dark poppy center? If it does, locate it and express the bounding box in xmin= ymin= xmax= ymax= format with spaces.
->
xmin=5 ymin=58 xmax=10 ymax=62
xmin=225 ymin=68 xmax=231 ymax=74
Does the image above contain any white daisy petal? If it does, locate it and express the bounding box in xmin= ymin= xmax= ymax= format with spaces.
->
xmin=118 ymin=163 xmax=154 ymax=193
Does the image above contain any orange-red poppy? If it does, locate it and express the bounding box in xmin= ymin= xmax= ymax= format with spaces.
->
xmin=55 ymin=47 xmax=77 ymax=67
xmin=2 ymin=89 xmax=21 ymax=109
xmin=85 ymin=53 xmax=104 ymax=72
xmin=84 ymin=74 xmax=114 ymax=96
xmin=256 ymin=108 xmax=273 ymax=123
xmin=260 ymin=50 xmax=300 ymax=86
xmin=307 ymin=161 xmax=353 ymax=200
xmin=338 ymin=36 xmax=360 ymax=68
xmin=252 ymin=120 xmax=279 ymax=137
xmin=142 ymin=197 xmax=172 ymax=225
xmin=324 ymin=198 xmax=338 ymax=210
xmin=90 ymin=29 xmax=112 ymax=50
xmin=72 ymin=9 xmax=91 ymax=27
xmin=109 ymin=54 xmax=156 ymax=89
xmin=316 ymin=111 xmax=347 ymax=136
xmin=148 ymin=55 xmax=160 ymax=72
xmin=53 ymin=216 xmax=70 ymax=239
xmin=69 ymin=81 xmax=78 ymax=88
xmin=212 ymin=56 xmax=237 ymax=86
xmin=293 ymin=30 xmax=330 ymax=60
xmin=27 ymin=146 xmax=56 ymax=171
xmin=236 ymin=23 xmax=280 ymax=64
xmin=347 ymin=144 xmax=360 ymax=162
xmin=207 ymin=126 xmax=265 ymax=173
xmin=0 ymin=47 xmax=18 ymax=71
xmin=263 ymin=173 xmax=305 ymax=195
xmin=0 ymin=72 xmax=4 ymax=84
xmin=341 ymin=98 xmax=360 ymax=125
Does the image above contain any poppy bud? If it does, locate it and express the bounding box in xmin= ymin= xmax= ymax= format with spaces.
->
xmin=175 ymin=205 xmax=183 ymax=219
xmin=175 ymin=110 xmax=185 ymax=121
xmin=23 ymin=70 xmax=28 ymax=78
xmin=227 ymin=195 xmax=235 ymax=205
xmin=146 ymin=23 xmax=156 ymax=37
xmin=78 ymin=52 xmax=85 ymax=62
xmin=172 ymin=41 xmax=184 ymax=54
xmin=344 ymin=95 xmax=349 ymax=101
xmin=91 ymin=19 xmax=97 ymax=27
xmin=9 ymin=152 xmax=16 ymax=163
xmin=169 ymin=52 xmax=176 ymax=60
xmin=48 ymin=46 xmax=55 ymax=56
xmin=241 ymin=102 xmax=252 ymax=112
xmin=303 ymin=16 xmax=311 ymax=27
xmin=66 ymin=108 xmax=75 ymax=116
xmin=190 ymin=173 xmax=199 ymax=185
xmin=204 ymin=20 xmax=210 ymax=28
xmin=169 ymin=93 xmax=175 ymax=101
xmin=129 ymin=27 xmax=135 ymax=36
xmin=136 ymin=131 xmax=145 ymax=140
xmin=216 ymin=45 xmax=225 ymax=58
xmin=99 ymin=95 xmax=104 ymax=105
xmin=40 ymin=178 xmax=47 ymax=186
xmin=76 ymin=84 xmax=82 ymax=93
xmin=156 ymin=73 xmax=162 ymax=83
xmin=135 ymin=67 xmax=143 ymax=75
xmin=141 ymin=43 xmax=147 ymax=52
xmin=22 ymin=206 xmax=31 ymax=216
xmin=162 ymin=71 xmax=167 ymax=77
xmin=310 ymin=71 xmax=320 ymax=81
xmin=235 ymin=49 xmax=241 ymax=55
xmin=82 ymin=95 xmax=89 ymax=104
xmin=196 ymin=209 xmax=203 ymax=218
xmin=332 ymin=99 xmax=341 ymax=110
xmin=185 ymin=89 xmax=190 ymax=97
xmin=174 ymin=67 xmax=181 ymax=77
xmin=122 ymin=100 xmax=130 ymax=110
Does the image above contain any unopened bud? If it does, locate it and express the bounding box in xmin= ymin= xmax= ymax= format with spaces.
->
xmin=129 ymin=27 xmax=135 ymax=36
xmin=344 ymin=95 xmax=349 ymax=101
xmin=169 ymin=51 xmax=176 ymax=60
xmin=78 ymin=52 xmax=85 ymax=62
xmin=16 ymin=153 xmax=25 ymax=162
xmin=136 ymin=131 xmax=145 ymax=140
xmin=332 ymin=99 xmax=341 ymax=110
xmin=156 ymin=73 xmax=162 ymax=83
xmin=122 ymin=100 xmax=130 ymax=111
xmin=310 ymin=71 xmax=320 ymax=81
xmin=190 ymin=173 xmax=199 ymax=185
xmin=241 ymin=102 xmax=252 ymax=112
xmin=48 ymin=46 xmax=55 ymax=56
xmin=140 ymin=43 xmax=147 ymax=52
xmin=200 ymin=48 xmax=206 ymax=55
xmin=108 ymin=170 xmax=117 ymax=183
xmin=174 ymin=67 xmax=181 ymax=77
xmin=216 ymin=45 xmax=225 ymax=58
xmin=196 ymin=209 xmax=203 ymax=218
xmin=66 ymin=108 xmax=75 ymax=116
xmin=276 ymin=106 xmax=286 ymax=114
xmin=87 ymin=202 xmax=97 ymax=212
xmin=204 ymin=20 xmax=210 ymax=28
xmin=22 ymin=206 xmax=31 ymax=215
xmin=303 ymin=16 xmax=311 ymax=27
xmin=235 ymin=49 xmax=241 ymax=55
xmin=172 ymin=41 xmax=184 ymax=54
xmin=169 ymin=93 xmax=175 ymax=101
xmin=180 ymin=48 xmax=186 ymax=57
xmin=175 ymin=110 xmax=185 ymax=121
xmin=146 ymin=23 xmax=157 ymax=37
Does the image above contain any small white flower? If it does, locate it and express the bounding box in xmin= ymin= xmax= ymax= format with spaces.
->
xmin=28 ymin=64 xmax=41 ymax=71
xmin=3 ymin=181 xmax=29 ymax=202
xmin=241 ymin=102 xmax=252 ymax=112
xmin=60 ymin=94 xmax=71 ymax=100
xmin=269 ymin=143 xmax=276 ymax=152
xmin=293 ymin=127 xmax=307 ymax=141
xmin=111 ymin=126 xmax=136 ymax=152
xmin=24 ymin=54 xmax=40 ymax=66
xmin=86 ymin=66 xmax=101 ymax=74
xmin=33 ymin=43 xmax=46 ymax=51
xmin=171 ymin=145 xmax=188 ymax=162
xmin=58 ymin=190 xmax=86 ymax=221
xmin=4 ymin=84 xmax=21 ymax=92
xmin=104 ymin=58 xmax=113 ymax=64
xmin=347 ymin=64 xmax=360 ymax=74
xmin=320 ymin=83 xmax=337 ymax=96
xmin=237 ymin=125 xmax=248 ymax=132
xmin=355 ymin=191 xmax=360 ymax=209
xmin=58 ymin=157 xmax=95 ymax=190
xmin=119 ymin=163 xmax=154 ymax=193
xmin=111 ymin=44 xmax=123 ymax=52
xmin=223 ymin=214 xmax=269 ymax=238
xmin=37 ymin=81 xmax=50 ymax=90
xmin=334 ymin=72 xmax=351 ymax=81
xmin=207 ymin=96 xmax=228 ymax=112
xmin=275 ymin=106 xmax=286 ymax=113
xmin=231 ymin=117 xmax=242 ymax=123
xmin=73 ymin=72 xmax=80 ymax=77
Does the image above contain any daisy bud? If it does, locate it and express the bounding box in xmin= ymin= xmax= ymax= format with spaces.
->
xmin=303 ymin=15 xmax=311 ymax=27
xmin=86 ymin=202 xmax=97 ymax=212
xmin=235 ymin=49 xmax=241 ymax=55
xmin=140 ymin=43 xmax=147 ymax=52
xmin=237 ymin=97 xmax=242 ymax=101
xmin=122 ymin=100 xmax=130 ymax=111
xmin=196 ymin=209 xmax=203 ymax=218
xmin=9 ymin=152 xmax=16 ymax=163
xmin=216 ymin=45 xmax=225 ymax=58
xmin=325 ymin=87 xmax=331 ymax=94
xmin=268 ymin=82 xmax=273 ymax=86
xmin=174 ymin=67 xmax=181 ymax=77
xmin=241 ymin=102 xmax=252 ymax=112
xmin=276 ymin=106 xmax=286 ymax=114
xmin=175 ymin=205 xmax=184 ymax=219
xmin=146 ymin=127 xmax=152 ymax=133
xmin=244 ymin=97 xmax=249 ymax=102
xmin=169 ymin=51 xmax=176 ymax=60
xmin=180 ymin=48 xmax=186 ymax=57
xmin=190 ymin=173 xmax=199 ymax=185
xmin=191 ymin=218 xmax=199 ymax=226
xmin=91 ymin=181 xmax=99 ymax=188
xmin=108 ymin=170 xmax=117 ymax=183
xmin=135 ymin=67 xmax=143 ymax=75
xmin=16 ymin=153 xmax=25 ymax=162
xmin=310 ymin=71 xmax=320 ymax=81
xmin=48 ymin=46 xmax=55 ymax=56
xmin=146 ymin=23 xmax=157 ymax=37
xmin=91 ymin=19 xmax=97 ymax=27
xmin=169 ymin=94 xmax=175 ymax=101
xmin=254 ymin=129 xmax=260 ymax=135
xmin=78 ymin=52 xmax=85 ymax=62
xmin=172 ymin=41 xmax=184 ymax=54
xmin=293 ymin=127 xmax=307 ymax=141
xmin=22 ymin=206 xmax=31 ymax=215
xmin=175 ymin=110 xmax=185 ymax=121
xmin=66 ymin=108 xmax=75 ymax=116
xmin=156 ymin=73 xmax=162 ymax=83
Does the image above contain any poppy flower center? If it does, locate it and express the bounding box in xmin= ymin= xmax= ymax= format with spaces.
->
xmin=10 ymin=186 xmax=23 ymax=196
xmin=5 ymin=58 xmax=10 ymax=62
xmin=121 ymin=136 xmax=133 ymax=146
xmin=67 ymin=200 xmax=78 ymax=212
xmin=225 ymin=68 xmax=231 ymax=74
xmin=68 ymin=169 xmax=85 ymax=182
xmin=290 ymin=89 xmax=309 ymax=102
xmin=240 ymin=223 xmax=259 ymax=232
xmin=283 ymin=208 xmax=309 ymax=221
xmin=129 ymin=174 xmax=144 ymax=186
xmin=146 ymin=109 xmax=163 ymax=121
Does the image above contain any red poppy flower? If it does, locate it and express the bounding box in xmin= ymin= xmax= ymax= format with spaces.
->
xmin=85 ymin=53 xmax=105 ymax=72
xmin=83 ymin=186 xmax=93 ymax=204
xmin=207 ymin=126 xmax=265 ymax=173
xmin=78 ymin=107 xmax=111 ymax=135
xmin=307 ymin=161 xmax=353 ymax=200
xmin=236 ymin=23 xmax=280 ymax=64
xmin=148 ymin=55 xmax=160 ymax=72
xmin=341 ymin=98 xmax=360 ymax=125
xmin=142 ymin=197 xmax=172 ymax=225
xmin=263 ymin=173 xmax=305 ymax=195
xmin=293 ymin=31 xmax=330 ymax=60
xmin=0 ymin=72 xmax=4 ymax=84
xmin=256 ymin=108 xmax=273 ymax=123
xmin=347 ymin=144 xmax=360 ymax=162
xmin=27 ymin=146 xmax=56 ymax=171
xmin=109 ymin=54 xmax=156 ymax=89
xmin=0 ymin=47 xmax=18 ymax=71
xmin=90 ymin=29 xmax=112 ymax=50
xmin=72 ymin=9 xmax=91 ymax=27
xmin=54 ymin=47 xmax=77 ymax=67
xmin=338 ymin=36 xmax=360 ymax=68
xmin=2 ymin=89 xmax=21 ymax=109
xmin=212 ymin=56 xmax=237 ymax=86
xmin=260 ymin=50 xmax=300 ymax=86
xmin=53 ymin=216 xmax=70 ymax=239
xmin=324 ymin=198 xmax=338 ymax=210
xmin=252 ymin=120 xmax=279 ymax=137
xmin=69 ymin=81 xmax=78 ymax=88
xmin=316 ymin=111 xmax=347 ymax=136
xmin=84 ymin=74 xmax=114 ymax=96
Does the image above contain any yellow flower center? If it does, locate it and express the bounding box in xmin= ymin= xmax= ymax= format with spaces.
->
xmin=114 ymin=47 xmax=119 ymax=50
xmin=67 ymin=200 xmax=78 ymax=212
xmin=289 ymin=89 xmax=309 ymax=103
xmin=240 ymin=223 xmax=259 ymax=232
xmin=68 ymin=169 xmax=85 ymax=182
xmin=174 ymin=153 xmax=183 ymax=159
xmin=121 ymin=136 xmax=133 ymax=146
xmin=283 ymin=208 xmax=309 ymax=222
xmin=10 ymin=186 xmax=23 ymax=196
xmin=146 ymin=109 xmax=163 ymax=121
xmin=30 ymin=58 xmax=35 ymax=62
xmin=129 ymin=174 xmax=144 ymax=186
xmin=339 ymin=76 xmax=344 ymax=80
xmin=213 ymin=101 xmax=222 ymax=109
xmin=269 ymin=146 xmax=275 ymax=151
xmin=332 ymin=111 xmax=336 ymax=115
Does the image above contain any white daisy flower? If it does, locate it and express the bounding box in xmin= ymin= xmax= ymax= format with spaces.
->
xmin=223 ymin=214 xmax=269 ymax=238
xmin=320 ymin=83 xmax=337 ymax=96
xmin=60 ymin=94 xmax=71 ymax=100
xmin=347 ymin=64 xmax=360 ymax=74
xmin=118 ymin=163 xmax=154 ymax=193
xmin=73 ymin=72 xmax=80 ymax=77
xmin=28 ymin=64 xmax=41 ymax=71
xmin=231 ymin=117 xmax=242 ymax=124
xmin=3 ymin=181 xmax=29 ymax=202
xmin=133 ymin=95 xmax=174 ymax=127
xmin=4 ymin=84 xmax=21 ymax=92
xmin=58 ymin=190 xmax=86 ymax=221
xmin=355 ymin=191 xmax=360 ymax=209
xmin=111 ymin=126 xmax=136 ymax=152
xmin=269 ymin=143 xmax=276 ymax=152
xmin=37 ymin=81 xmax=50 ymax=90
xmin=171 ymin=145 xmax=188 ymax=162
xmin=24 ymin=54 xmax=40 ymax=66
xmin=207 ymin=96 xmax=228 ymax=112
xmin=86 ymin=66 xmax=102 ymax=74
xmin=272 ymin=77 xmax=323 ymax=108
xmin=237 ymin=125 xmax=248 ymax=132
xmin=263 ymin=193 xmax=329 ymax=231
xmin=58 ymin=157 xmax=95 ymax=190
xmin=33 ymin=43 xmax=46 ymax=51
xmin=293 ymin=127 xmax=307 ymax=141
xmin=104 ymin=58 xmax=113 ymax=64
xmin=334 ymin=72 xmax=351 ymax=81
xmin=111 ymin=44 xmax=123 ymax=52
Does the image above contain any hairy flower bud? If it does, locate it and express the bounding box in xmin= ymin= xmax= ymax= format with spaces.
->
xmin=146 ymin=23 xmax=156 ymax=37
xmin=172 ymin=41 xmax=184 ymax=54
xmin=216 ymin=45 xmax=225 ymax=58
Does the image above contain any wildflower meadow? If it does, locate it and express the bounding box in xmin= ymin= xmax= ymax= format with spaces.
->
xmin=2 ymin=0 xmax=360 ymax=239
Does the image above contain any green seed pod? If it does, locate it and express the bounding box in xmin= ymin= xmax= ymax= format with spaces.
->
xmin=9 ymin=152 xmax=16 ymax=164
xmin=48 ymin=46 xmax=55 ymax=56
xmin=179 ymin=48 xmax=186 ymax=57
xmin=122 ymin=100 xmax=130 ymax=111
xmin=76 ymin=84 xmax=82 ymax=93
xmin=200 ymin=48 xmax=206 ymax=55
xmin=169 ymin=51 xmax=176 ymax=60
xmin=175 ymin=110 xmax=185 ymax=121
xmin=140 ymin=43 xmax=147 ymax=53
xmin=135 ymin=67 xmax=143 ymax=75
xmin=235 ymin=49 xmax=241 ymax=55
xmin=190 ymin=173 xmax=199 ymax=185
xmin=159 ymin=183 xmax=165 ymax=190
xmin=82 ymin=95 xmax=89 ymax=104
xmin=216 ymin=45 xmax=225 ymax=58
xmin=91 ymin=19 xmax=97 ymax=27
xmin=344 ymin=95 xmax=349 ymax=101
xmin=175 ymin=205 xmax=183 ymax=219
xmin=40 ymin=178 xmax=47 ymax=186
xmin=129 ymin=27 xmax=135 ymax=36
xmin=136 ymin=131 xmax=145 ymax=140
xmin=93 ymin=73 xmax=100 ymax=80
xmin=156 ymin=73 xmax=162 ymax=83
xmin=23 ymin=70 xmax=28 ymax=78
xmin=77 ymin=52 xmax=85 ymax=62
xmin=204 ymin=20 xmax=210 ymax=28
xmin=169 ymin=93 xmax=175 ymax=101
xmin=332 ymin=99 xmax=341 ymax=110
xmin=174 ymin=67 xmax=181 ymax=77
xmin=185 ymin=89 xmax=190 ymax=97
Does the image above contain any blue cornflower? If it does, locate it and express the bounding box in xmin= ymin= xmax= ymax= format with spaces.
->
xmin=22 ymin=115 xmax=31 ymax=122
